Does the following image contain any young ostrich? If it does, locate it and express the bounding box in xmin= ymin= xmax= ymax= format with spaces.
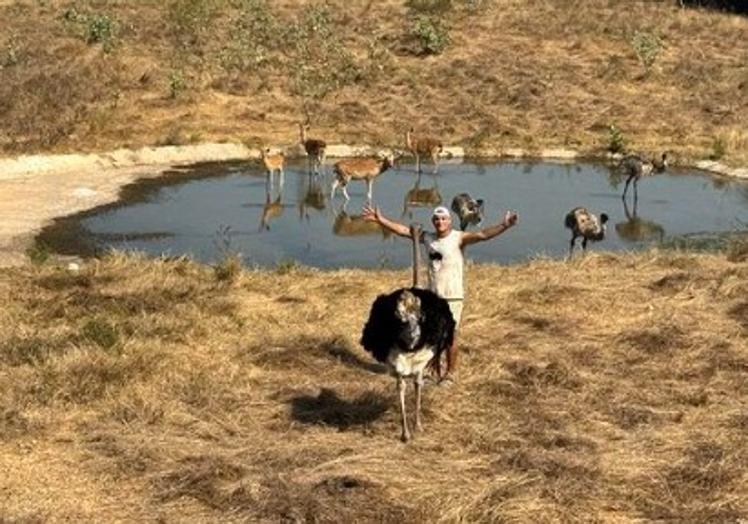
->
xmin=331 ymin=153 xmax=395 ymax=201
xmin=564 ymin=207 xmax=609 ymax=256
xmin=620 ymin=152 xmax=668 ymax=203
xmin=405 ymin=127 xmax=443 ymax=174
xmin=361 ymin=287 xmax=455 ymax=442
xmin=298 ymin=123 xmax=327 ymax=175
xmin=451 ymin=193 xmax=485 ymax=231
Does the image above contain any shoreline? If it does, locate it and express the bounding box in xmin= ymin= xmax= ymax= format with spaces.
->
xmin=1 ymin=143 xmax=746 ymax=268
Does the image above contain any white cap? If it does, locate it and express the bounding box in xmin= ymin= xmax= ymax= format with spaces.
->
xmin=432 ymin=206 xmax=450 ymax=218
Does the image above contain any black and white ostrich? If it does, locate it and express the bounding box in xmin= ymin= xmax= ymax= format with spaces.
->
xmin=360 ymin=224 xmax=455 ymax=442
xmin=564 ymin=207 xmax=608 ymax=256
xmin=620 ymin=152 xmax=668 ymax=203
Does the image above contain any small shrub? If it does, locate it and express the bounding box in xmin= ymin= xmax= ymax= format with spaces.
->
xmin=631 ymin=31 xmax=663 ymax=70
xmin=406 ymin=0 xmax=454 ymax=14
xmin=61 ymin=8 xmax=118 ymax=52
xmin=168 ymin=0 xmax=218 ymax=48
xmin=220 ymin=0 xmax=280 ymax=72
xmin=158 ymin=126 xmax=188 ymax=146
xmin=607 ymin=124 xmax=626 ymax=153
xmin=276 ymin=259 xmax=299 ymax=275
xmin=288 ymin=5 xmax=360 ymax=99
xmin=168 ymin=70 xmax=187 ymax=99
xmin=85 ymin=14 xmax=116 ymax=50
xmin=411 ymin=16 xmax=450 ymax=55
xmin=26 ymin=241 xmax=50 ymax=266
xmin=710 ymin=135 xmax=726 ymax=160
xmin=212 ymin=225 xmax=243 ymax=282
xmin=81 ymin=318 xmax=120 ymax=350
xmin=214 ymin=253 xmax=243 ymax=282
xmin=1 ymin=33 xmax=23 ymax=68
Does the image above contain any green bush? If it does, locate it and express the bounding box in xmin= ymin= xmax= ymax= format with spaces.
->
xmin=168 ymin=0 xmax=218 ymax=48
xmin=168 ymin=70 xmax=187 ymax=99
xmin=608 ymin=124 xmax=626 ymax=154
xmin=288 ymin=5 xmax=360 ymax=99
xmin=81 ymin=319 xmax=120 ymax=350
xmin=25 ymin=241 xmax=50 ymax=266
xmin=1 ymin=33 xmax=23 ymax=68
xmin=631 ymin=31 xmax=663 ymax=70
xmin=61 ymin=8 xmax=118 ymax=53
xmin=412 ymin=15 xmax=450 ymax=55
xmin=220 ymin=0 xmax=280 ymax=72
xmin=710 ymin=136 xmax=726 ymax=160
xmin=406 ymin=0 xmax=454 ymax=14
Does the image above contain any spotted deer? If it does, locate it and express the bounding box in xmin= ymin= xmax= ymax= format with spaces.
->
xmin=331 ymin=152 xmax=395 ymax=201
xmin=405 ymin=127 xmax=443 ymax=174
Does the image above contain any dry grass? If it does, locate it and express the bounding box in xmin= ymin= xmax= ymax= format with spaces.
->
xmin=0 ymin=1 xmax=746 ymax=164
xmin=0 ymin=249 xmax=746 ymax=521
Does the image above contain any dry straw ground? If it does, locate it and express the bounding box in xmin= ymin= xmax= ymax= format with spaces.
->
xmin=1 ymin=248 xmax=747 ymax=521
xmin=0 ymin=0 xmax=747 ymax=164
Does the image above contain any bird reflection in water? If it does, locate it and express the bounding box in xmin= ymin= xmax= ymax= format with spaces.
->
xmin=615 ymin=199 xmax=665 ymax=243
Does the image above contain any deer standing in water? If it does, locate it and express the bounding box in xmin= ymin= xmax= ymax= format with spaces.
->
xmin=258 ymin=152 xmax=285 ymax=231
xmin=299 ymin=123 xmax=327 ymax=175
xmin=405 ymin=127 xmax=443 ymax=174
xmin=331 ymin=152 xmax=395 ymax=202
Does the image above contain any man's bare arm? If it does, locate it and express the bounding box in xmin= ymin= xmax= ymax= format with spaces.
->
xmin=461 ymin=210 xmax=518 ymax=246
xmin=362 ymin=204 xmax=413 ymax=238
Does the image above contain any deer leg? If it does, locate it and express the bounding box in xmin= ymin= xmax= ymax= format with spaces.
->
xmin=366 ymin=179 xmax=373 ymax=201
xmin=582 ymin=237 xmax=588 ymax=251
xmin=415 ymin=153 xmax=421 ymax=174
xmin=633 ymin=178 xmax=639 ymax=207
xmin=279 ymin=168 xmax=285 ymax=192
xmin=569 ymin=235 xmax=576 ymax=257
xmin=330 ymin=179 xmax=339 ymax=200
xmin=414 ymin=371 xmax=424 ymax=433
xmin=342 ymin=183 xmax=351 ymax=201
xmin=432 ymin=152 xmax=439 ymax=175
xmin=397 ymin=376 xmax=410 ymax=442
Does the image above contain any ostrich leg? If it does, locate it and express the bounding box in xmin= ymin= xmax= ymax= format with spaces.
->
xmin=397 ymin=376 xmax=410 ymax=442
xmin=414 ymin=371 xmax=424 ymax=432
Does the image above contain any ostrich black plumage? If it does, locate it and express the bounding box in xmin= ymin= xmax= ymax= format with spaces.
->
xmin=565 ymin=207 xmax=608 ymax=256
xmin=361 ymin=287 xmax=455 ymax=442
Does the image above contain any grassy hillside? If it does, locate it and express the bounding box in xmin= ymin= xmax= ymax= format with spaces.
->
xmin=0 ymin=0 xmax=747 ymax=164
xmin=1 ymin=249 xmax=747 ymax=521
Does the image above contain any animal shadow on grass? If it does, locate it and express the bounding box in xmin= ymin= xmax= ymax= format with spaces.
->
xmin=290 ymin=388 xmax=389 ymax=430
xmin=320 ymin=337 xmax=388 ymax=375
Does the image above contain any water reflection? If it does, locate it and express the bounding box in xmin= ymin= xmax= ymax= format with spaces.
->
xmin=298 ymin=173 xmax=326 ymax=221
xmin=49 ymin=160 xmax=748 ymax=269
xmin=615 ymin=199 xmax=665 ymax=243
xmin=402 ymin=172 xmax=442 ymax=219
xmin=259 ymin=170 xmax=286 ymax=231
xmin=332 ymin=202 xmax=392 ymax=238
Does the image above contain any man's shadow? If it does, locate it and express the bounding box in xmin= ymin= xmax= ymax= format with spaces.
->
xmin=290 ymin=388 xmax=390 ymax=429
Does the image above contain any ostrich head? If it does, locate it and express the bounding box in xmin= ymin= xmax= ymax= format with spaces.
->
xmin=395 ymin=290 xmax=422 ymax=350
xmin=451 ymin=193 xmax=484 ymax=231
xmin=589 ymin=213 xmax=609 ymax=241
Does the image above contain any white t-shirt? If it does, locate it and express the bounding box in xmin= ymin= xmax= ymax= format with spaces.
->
xmin=422 ymin=229 xmax=464 ymax=300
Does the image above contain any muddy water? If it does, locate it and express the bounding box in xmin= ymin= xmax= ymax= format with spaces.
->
xmin=38 ymin=160 xmax=748 ymax=268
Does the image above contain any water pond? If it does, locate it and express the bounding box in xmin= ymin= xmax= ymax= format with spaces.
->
xmin=39 ymin=159 xmax=748 ymax=269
